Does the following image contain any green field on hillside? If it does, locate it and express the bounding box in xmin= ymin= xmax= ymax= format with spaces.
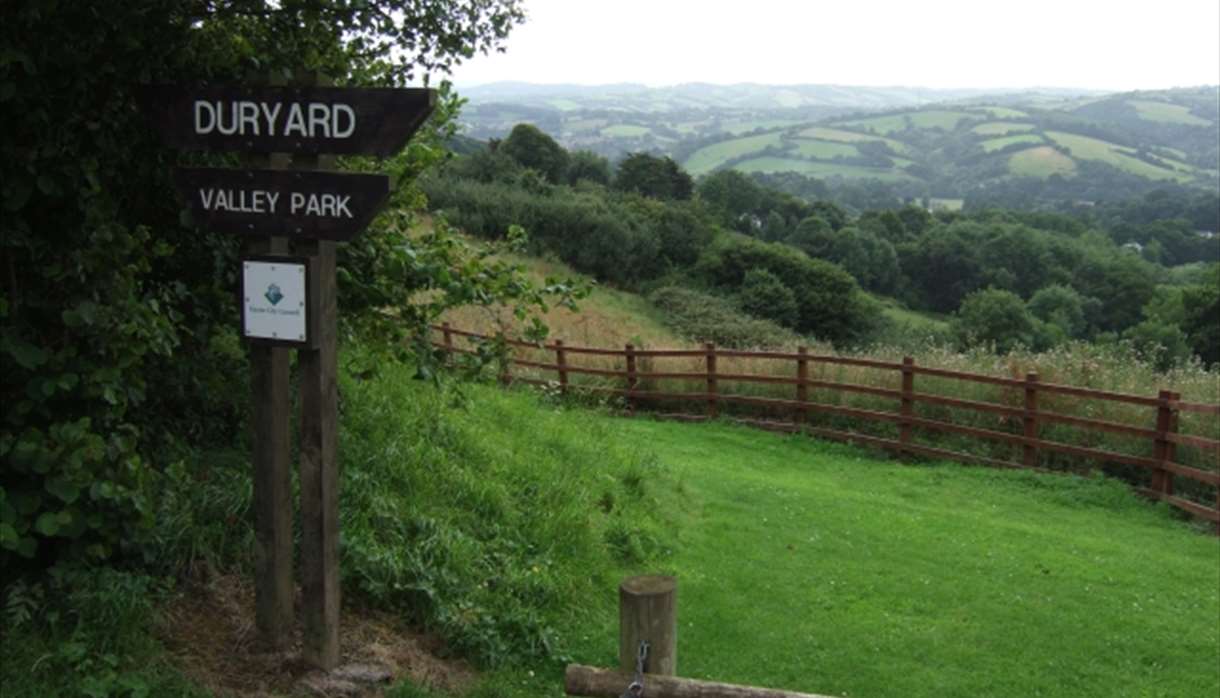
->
xmin=722 ymin=118 xmax=803 ymax=134
xmin=839 ymin=109 xmax=975 ymax=134
xmin=685 ymin=131 xmax=785 ymax=175
xmin=1128 ymin=99 xmax=1212 ymax=126
xmin=797 ymin=126 xmax=913 ymax=154
xmin=981 ymin=133 xmax=1045 ymax=152
xmin=967 ymin=105 xmax=1029 ymax=119
xmin=1008 ymin=145 xmax=1078 ymax=178
xmin=1046 ymin=131 xmax=1196 ymax=182
xmin=600 ymin=124 xmax=650 ymax=137
xmin=792 ymin=138 xmax=860 ymax=159
xmin=972 ymin=121 xmax=1036 ymax=136
xmin=734 ymin=156 xmax=911 ymax=181
xmin=565 ymin=417 xmax=1219 ymax=698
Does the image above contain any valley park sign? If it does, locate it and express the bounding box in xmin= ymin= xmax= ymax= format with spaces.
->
xmin=141 ymin=79 xmax=435 ymax=672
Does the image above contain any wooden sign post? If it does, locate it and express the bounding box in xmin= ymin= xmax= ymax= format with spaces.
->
xmin=143 ymin=76 xmax=435 ymax=670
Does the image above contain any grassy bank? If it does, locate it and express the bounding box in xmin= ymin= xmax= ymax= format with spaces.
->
xmin=566 ymin=417 xmax=1220 ymax=698
xmin=5 ymin=360 xmax=1215 ymax=697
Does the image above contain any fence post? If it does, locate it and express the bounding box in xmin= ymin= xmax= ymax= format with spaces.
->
xmin=625 ymin=343 xmax=637 ymax=414
xmin=555 ymin=339 xmax=568 ymax=394
xmin=900 ymin=357 xmax=915 ymax=452
xmin=619 ymin=575 xmax=677 ymax=677
xmin=1153 ymin=389 xmax=1176 ymax=495
xmin=441 ymin=322 xmax=453 ymax=365
xmin=1168 ymin=391 xmax=1180 ymax=497
xmin=705 ymin=342 xmax=718 ymax=419
xmin=499 ymin=334 xmax=512 ymax=386
xmin=1023 ymin=372 xmax=1039 ymax=468
xmin=794 ymin=346 xmax=808 ymax=428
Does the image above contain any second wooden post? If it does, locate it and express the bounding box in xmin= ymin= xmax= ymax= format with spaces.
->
xmin=619 ymin=575 xmax=677 ymax=677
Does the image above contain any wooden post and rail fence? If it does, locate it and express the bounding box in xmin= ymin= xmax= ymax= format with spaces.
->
xmin=432 ymin=324 xmax=1220 ymax=530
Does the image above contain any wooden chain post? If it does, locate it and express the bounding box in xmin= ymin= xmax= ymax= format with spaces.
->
xmin=555 ymin=340 xmax=568 ymax=393
xmin=795 ymin=346 xmax=808 ymax=427
xmin=900 ymin=357 xmax=915 ymax=452
xmin=1023 ymin=372 xmax=1039 ymax=468
xmin=705 ymin=343 xmax=718 ymax=419
xmin=625 ymin=343 xmax=638 ymax=414
xmin=619 ymin=575 xmax=677 ymax=677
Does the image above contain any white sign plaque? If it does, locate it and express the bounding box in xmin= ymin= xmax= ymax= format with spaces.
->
xmin=242 ymin=258 xmax=309 ymax=344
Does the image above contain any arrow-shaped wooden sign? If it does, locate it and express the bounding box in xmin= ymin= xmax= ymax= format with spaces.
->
xmin=140 ymin=85 xmax=435 ymax=156
xmin=174 ymin=168 xmax=391 ymax=241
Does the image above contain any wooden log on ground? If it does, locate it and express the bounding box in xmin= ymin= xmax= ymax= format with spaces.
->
xmin=564 ymin=665 xmax=840 ymax=698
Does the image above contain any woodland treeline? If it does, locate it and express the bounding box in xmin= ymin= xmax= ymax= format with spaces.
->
xmin=423 ymin=124 xmax=1220 ymax=367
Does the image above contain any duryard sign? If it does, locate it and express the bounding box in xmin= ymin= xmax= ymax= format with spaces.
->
xmin=139 ymin=85 xmax=435 ymax=156
xmin=142 ymin=76 xmax=435 ymax=674
xmin=175 ymin=168 xmax=390 ymax=241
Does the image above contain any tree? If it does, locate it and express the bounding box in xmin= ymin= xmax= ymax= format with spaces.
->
xmin=1180 ymin=263 xmax=1220 ymax=366
xmin=696 ymin=170 xmax=762 ymax=227
xmin=567 ymin=150 xmax=611 ymax=186
xmin=785 ymin=215 xmax=834 ymax=257
xmin=1 ymin=0 xmax=535 ymax=572
xmin=738 ymin=268 xmax=799 ymax=328
xmin=614 ymin=153 xmax=693 ymax=200
xmin=500 ymin=123 xmax=570 ymax=184
xmin=952 ymin=288 xmax=1036 ymax=353
xmin=1027 ymin=285 xmax=1091 ymax=338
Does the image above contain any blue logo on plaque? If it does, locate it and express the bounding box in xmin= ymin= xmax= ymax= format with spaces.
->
xmin=265 ymin=283 xmax=284 ymax=306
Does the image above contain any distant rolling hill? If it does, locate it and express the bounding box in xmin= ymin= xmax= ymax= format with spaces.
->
xmin=456 ymin=83 xmax=1220 ymax=205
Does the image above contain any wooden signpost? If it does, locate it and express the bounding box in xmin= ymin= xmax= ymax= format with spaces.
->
xmin=144 ymin=77 xmax=435 ymax=670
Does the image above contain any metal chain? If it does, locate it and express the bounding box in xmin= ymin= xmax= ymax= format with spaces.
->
xmin=620 ymin=640 xmax=649 ymax=698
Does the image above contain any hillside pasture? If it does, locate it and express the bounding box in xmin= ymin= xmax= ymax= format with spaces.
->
xmin=1046 ymin=131 xmax=1196 ymax=182
xmin=792 ymin=138 xmax=860 ymax=159
xmin=1008 ymin=145 xmax=1078 ymax=178
xmin=797 ymin=126 xmax=913 ymax=154
xmin=839 ymin=109 xmax=976 ymax=134
xmin=1128 ymin=99 xmax=1213 ymax=126
xmin=734 ymin=156 xmax=913 ymax=181
xmin=980 ymin=133 xmax=1045 ymax=153
xmin=967 ymin=105 xmax=1029 ymax=119
xmin=684 ymin=131 xmax=785 ymax=175
xmin=600 ymin=124 xmax=651 ymax=137
xmin=972 ymin=121 xmax=1037 ymax=136
xmin=722 ymin=118 xmax=803 ymax=134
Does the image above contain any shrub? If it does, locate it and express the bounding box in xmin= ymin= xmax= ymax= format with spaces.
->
xmin=692 ymin=235 xmax=878 ymax=345
xmin=647 ymin=286 xmax=802 ymax=348
xmin=738 ymin=268 xmax=799 ymax=328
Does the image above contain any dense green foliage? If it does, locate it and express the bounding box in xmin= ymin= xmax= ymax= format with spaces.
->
xmin=429 ymin=121 xmax=1217 ymax=365
xmin=0 ymin=0 xmax=585 ymax=580
xmin=647 ymin=286 xmax=801 ymax=348
xmin=692 ymin=235 xmax=878 ymax=344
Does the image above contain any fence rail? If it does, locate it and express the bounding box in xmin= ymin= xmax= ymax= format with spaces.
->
xmin=432 ymin=324 xmax=1220 ymax=529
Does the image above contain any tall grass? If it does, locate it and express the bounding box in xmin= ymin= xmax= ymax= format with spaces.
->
xmin=337 ymin=348 xmax=679 ymax=666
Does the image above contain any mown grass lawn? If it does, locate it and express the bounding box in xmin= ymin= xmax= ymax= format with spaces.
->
xmin=566 ymin=417 xmax=1220 ymax=698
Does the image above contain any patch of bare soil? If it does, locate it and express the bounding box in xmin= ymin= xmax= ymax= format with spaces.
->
xmin=159 ymin=573 xmax=476 ymax=697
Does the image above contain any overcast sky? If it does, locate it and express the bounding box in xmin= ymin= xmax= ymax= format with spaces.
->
xmin=447 ymin=0 xmax=1220 ymax=91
